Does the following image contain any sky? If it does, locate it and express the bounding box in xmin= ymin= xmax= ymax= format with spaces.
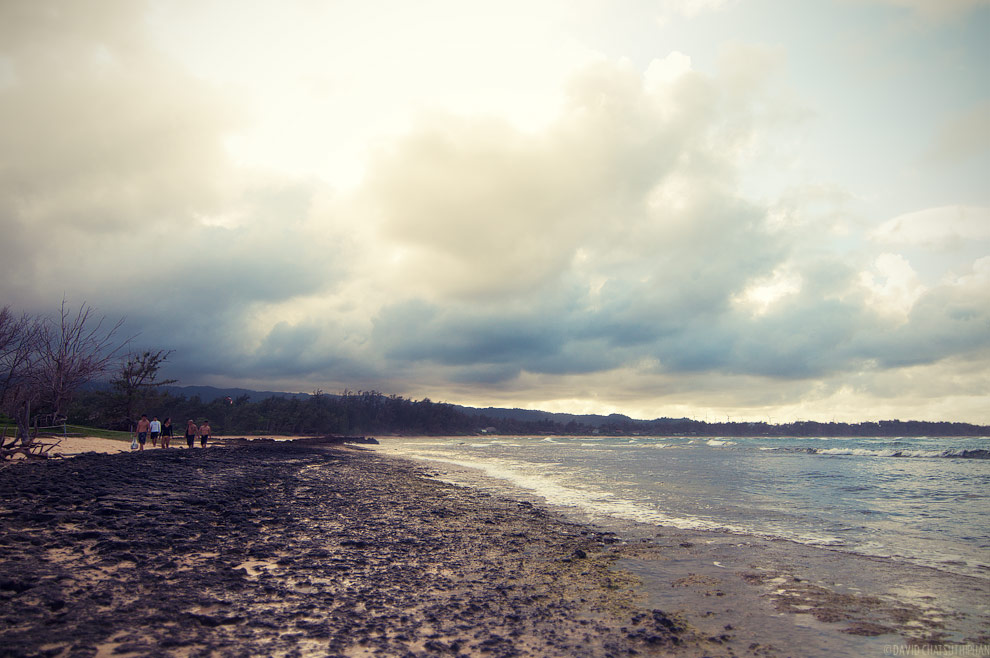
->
xmin=1 ymin=0 xmax=989 ymax=424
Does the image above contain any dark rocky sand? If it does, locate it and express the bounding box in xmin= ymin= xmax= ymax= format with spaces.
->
xmin=1 ymin=441 xmax=701 ymax=657
xmin=1 ymin=440 xmax=986 ymax=657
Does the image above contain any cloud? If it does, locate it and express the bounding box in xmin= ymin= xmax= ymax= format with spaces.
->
xmin=857 ymin=257 xmax=990 ymax=368
xmin=926 ymin=101 xmax=990 ymax=164
xmin=644 ymin=52 xmax=693 ymax=88
xmin=854 ymin=0 xmax=990 ymax=21
xmin=871 ymin=206 xmax=990 ymax=249
xmin=660 ymin=0 xmax=741 ymax=19
xmin=361 ymin=51 xmax=786 ymax=303
xmin=0 ymin=2 xmax=987 ymax=423
xmin=351 ymin=52 xmax=809 ymax=390
xmin=858 ymin=253 xmax=926 ymax=319
xmin=0 ymin=2 xmax=240 ymax=238
xmin=733 ymin=266 xmax=803 ymax=316
xmin=0 ymin=3 xmax=355 ymax=381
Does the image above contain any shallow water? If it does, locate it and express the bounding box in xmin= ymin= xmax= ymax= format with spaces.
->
xmin=373 ymin=435 xmax=990 ymax=580
xmin=373 ymin=434 xmax=990 ymax=653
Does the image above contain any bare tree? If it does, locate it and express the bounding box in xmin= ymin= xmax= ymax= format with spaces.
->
xmin=0 ymin=307 xmax=43 ymax=449
xmin=0 ymin=301 xmax=129 ymax=459
xmin=37 ymin=299 xmax=127 ymax=424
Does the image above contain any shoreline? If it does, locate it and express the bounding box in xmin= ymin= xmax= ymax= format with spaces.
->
xmin=1 ymin=439 xmax=987 ymax=657
xmin=377 ymin=439 xmax=990 ymax=655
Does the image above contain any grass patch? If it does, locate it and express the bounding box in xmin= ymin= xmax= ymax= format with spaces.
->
xmin=1 ymin=423 xmax=132 ymax=442
xmin=63 ymin=425 xmax=133 ymax=441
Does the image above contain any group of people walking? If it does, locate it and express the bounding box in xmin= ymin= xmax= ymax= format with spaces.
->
xmin=133 ymin=415 xmax=211 ymax=451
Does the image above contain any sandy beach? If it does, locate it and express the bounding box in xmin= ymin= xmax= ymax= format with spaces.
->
xmin=1 ymin=439 xmax=987 ymax=657
xmin=26 ymin=435 xmax=310 ymax=457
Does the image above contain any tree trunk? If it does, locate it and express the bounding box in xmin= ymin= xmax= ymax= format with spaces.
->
xmin=17 ymin=399 xmax=33 ymax=448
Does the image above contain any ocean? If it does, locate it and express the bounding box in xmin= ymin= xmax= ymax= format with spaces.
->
xmin=373 ymin=434 xmax=990 ymax=580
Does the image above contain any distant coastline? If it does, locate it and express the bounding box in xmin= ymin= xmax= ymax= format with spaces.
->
xmin=167 ymin=385 xmax=990 ymax=437
xmin=72 ymin=383 xmax=990 ymax=438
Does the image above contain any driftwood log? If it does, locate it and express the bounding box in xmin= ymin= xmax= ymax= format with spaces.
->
xmin=0 ymin=434 xmax=62 ymax=462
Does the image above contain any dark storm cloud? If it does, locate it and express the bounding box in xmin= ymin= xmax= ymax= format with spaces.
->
xmin=372 ymin=300 xmax=569 ymax=376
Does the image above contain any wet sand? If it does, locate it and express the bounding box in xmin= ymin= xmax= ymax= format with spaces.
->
xmin=1 ymin=440 xmax=986 ymax=657
xmin=398 ymin=447 xmax=990 ymax=657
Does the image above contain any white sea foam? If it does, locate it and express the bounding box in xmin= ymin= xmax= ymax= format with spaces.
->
xmin=373 ymin=434 xmax=990 ymax=580
xmin=814 ymin=447 xmax=977 ymax=459
xmin=816 ymin=447 xmax=894 ymax=457
xmin=392 ymin=452 xmax=758 ymax=535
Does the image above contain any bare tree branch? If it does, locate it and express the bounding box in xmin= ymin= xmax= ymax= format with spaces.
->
xmin=0 ymin=301 xmax=130 ymax=459
xmin=37 ymin=298 xmax=129 ymax=423
xmin=111 ymin=349 xmax=177 ymax=426
xmin=0 ymin=306 xmax=44 ymax=446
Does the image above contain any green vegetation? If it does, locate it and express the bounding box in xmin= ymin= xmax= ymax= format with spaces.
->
xmin=61 ymin=425 xmax=132 ymax=441
xmin=1 ymin=420 xmax=131 ymax=442
xmin=67 ymin=389 xmax=474 ymax=436
xmin=63 ymin=388 xmax=990 ymax=438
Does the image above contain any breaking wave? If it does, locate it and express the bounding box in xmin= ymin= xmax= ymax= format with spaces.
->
xmin=773 ymin=447 xmax=990 ymax=460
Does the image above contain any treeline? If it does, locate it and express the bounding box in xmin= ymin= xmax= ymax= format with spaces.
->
xmin=68 ymin=389 xmax=477 ymax=436
xmin=65 ymin=387 xmax=990 ymax=437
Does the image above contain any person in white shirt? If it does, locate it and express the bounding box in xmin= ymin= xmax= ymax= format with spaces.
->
xmin=150 ymin=417 xmax=162 ymax=448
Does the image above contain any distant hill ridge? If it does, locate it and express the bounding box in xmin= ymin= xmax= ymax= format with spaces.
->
xmin=452 ymin=406 xmax=689 ymax=428
xmin=162 ymin=385 xmax=311 ymax=404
